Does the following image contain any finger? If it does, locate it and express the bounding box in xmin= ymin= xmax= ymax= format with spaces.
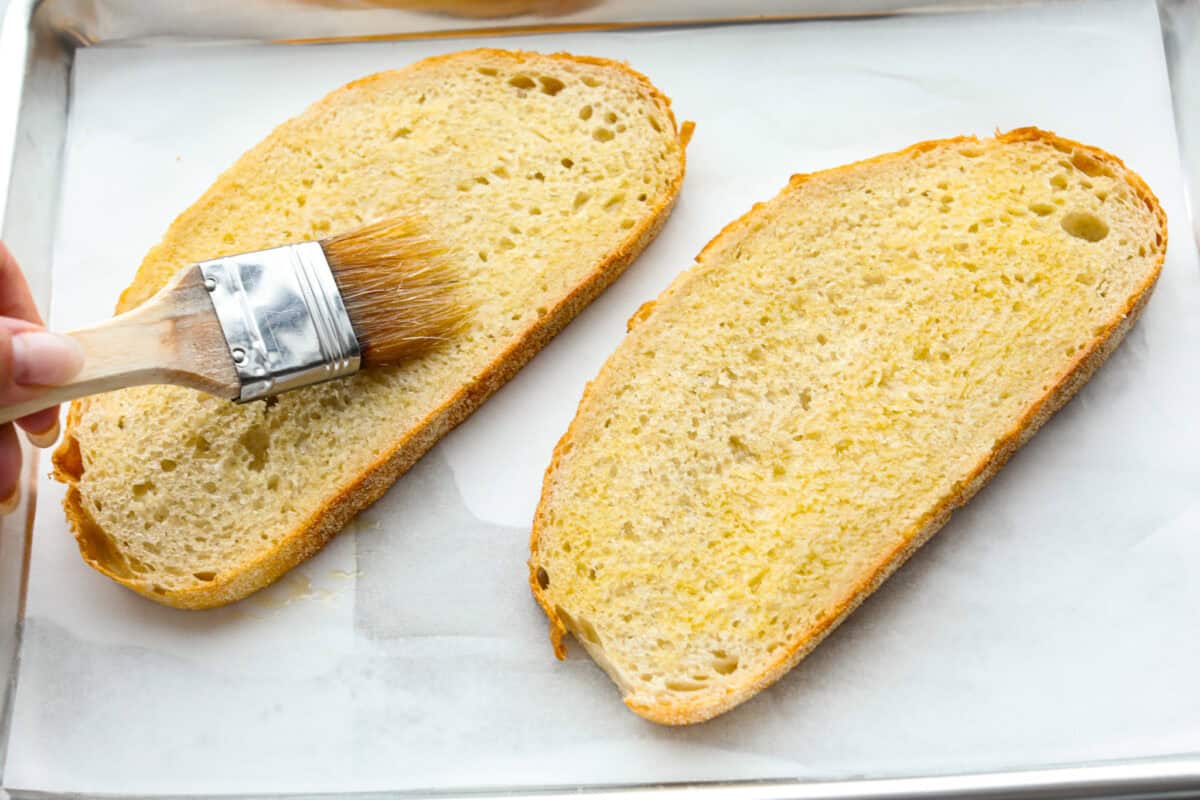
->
xmin=0 ymin=242 xmax=43 ymax=324
xmin=10 ymin=330 xmax=84 ymax=385
xmin=0 ymin=423 xmax=20 ymax=513
xmin=0 ymin=317 xmax=41 ymax=336
xmin=0 ymin=324 xmax=84 ymax=406
xmin=18 ymin=408 xmax=59 ymax=447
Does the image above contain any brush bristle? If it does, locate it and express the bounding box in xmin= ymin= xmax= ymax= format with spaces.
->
xmin=321 ymin=215 xmax=465 ymax=368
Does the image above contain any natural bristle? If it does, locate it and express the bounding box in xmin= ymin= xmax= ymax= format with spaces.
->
xmin=321 ymin=215 xmax=466 ymax=367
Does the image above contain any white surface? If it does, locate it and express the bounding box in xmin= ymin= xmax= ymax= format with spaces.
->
xmin=7 ymin=1 xmax=1200 ymax=793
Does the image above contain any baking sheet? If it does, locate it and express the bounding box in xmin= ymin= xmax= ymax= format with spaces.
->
xmin=7 ymin=0 xmax=1200 ymax=793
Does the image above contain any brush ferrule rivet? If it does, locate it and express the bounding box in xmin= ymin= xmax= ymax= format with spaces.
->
xmin=199 ymin=241 xmax=362 ymax=402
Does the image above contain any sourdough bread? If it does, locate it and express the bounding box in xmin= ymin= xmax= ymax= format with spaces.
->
xmin=529 ymin=129 xmax=1165 ymax=724
xmin=53 ymin=48 xmax=689 ymax=608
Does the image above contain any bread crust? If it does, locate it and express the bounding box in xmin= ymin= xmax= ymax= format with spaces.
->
xmin=51 ymin=49 xmax=689 ymax=609
xmin=528 ymin=127 xmax=1167 ymax=724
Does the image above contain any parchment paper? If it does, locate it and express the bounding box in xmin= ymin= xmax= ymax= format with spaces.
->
xmin=7 ymin=0 xmax=1200 ymax=793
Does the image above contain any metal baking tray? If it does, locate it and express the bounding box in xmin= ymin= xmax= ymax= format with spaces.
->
xmin=1 ymin=1 xmax=1199 ymax=797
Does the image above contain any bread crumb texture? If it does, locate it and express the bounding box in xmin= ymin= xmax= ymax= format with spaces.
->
xmin=53 ymin=49 xmax=686 ymax=606
xmin=530 ymin=129 xmax=1165 ymax=724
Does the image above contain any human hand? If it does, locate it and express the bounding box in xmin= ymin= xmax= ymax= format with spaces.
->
xmin=0 ymin=243 xmax=84 ymax=512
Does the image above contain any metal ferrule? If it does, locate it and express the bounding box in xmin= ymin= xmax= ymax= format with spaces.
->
xmin=199 ymin=241 xmax=361 ymax=402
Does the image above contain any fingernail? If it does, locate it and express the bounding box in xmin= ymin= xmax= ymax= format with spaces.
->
xmin=0 ymin=487 xmax=18 ymax=515
xmin=25 ymin=420 xmax=60 ymax=448
xmin=11 ymin=332 xmax=84 ymax=386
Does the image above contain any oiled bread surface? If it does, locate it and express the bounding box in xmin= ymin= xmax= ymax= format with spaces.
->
xmin=53 ymin=49 xmax=687 ymax=608
xmin=529 ymin=129 xmax=1165 ymax=725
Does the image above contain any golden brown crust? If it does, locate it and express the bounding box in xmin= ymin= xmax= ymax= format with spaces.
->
xmin=51 ymin=49 xmax=690 ymax=609
xmin=528 ymin=127 xmax=1167 ymax=724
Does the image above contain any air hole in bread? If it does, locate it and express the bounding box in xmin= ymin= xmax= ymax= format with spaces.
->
xmin=507 ymin=74 xmax=535 ymax=90
xmin=538 ymin=76 xmax=565 ymax=96
xmin=579 ymin=104 xmax=593 ymax=120
xmin=710 ymin=652 xmax=739 ymax=675
xmin=193 ymin=571 xmax=217 ymax=582
xmin=561 ymin=157 xmax=574 ymax=168
xmin=536 ymin=567 xmax=549 ymax=589
xmin=594 ymin=128 xmax=614 ymax=143
xmin=239 ymin=428 xmax=270 ymax=473
xmin=1061 ymin=211 xmax=1108 ymax=242
xmin=1029 ymin=202 xmax=1055 ymax=217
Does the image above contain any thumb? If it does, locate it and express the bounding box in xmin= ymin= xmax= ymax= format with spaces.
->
xmin=10 ymin=331 xmax=84 ymax=387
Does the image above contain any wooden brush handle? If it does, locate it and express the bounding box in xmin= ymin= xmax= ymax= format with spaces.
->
xmin=0 ymin=266 xmax=240 ymax=425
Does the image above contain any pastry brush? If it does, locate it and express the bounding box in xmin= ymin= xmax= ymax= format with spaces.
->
xmin=0 ymin=215 xmax=463 ymax=423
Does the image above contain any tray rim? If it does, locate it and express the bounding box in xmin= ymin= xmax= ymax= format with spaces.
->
xmin=0 ymin=1 xmax=1197 ymax=797
xmin=5 ymin=754 xmax=1200 ymax=800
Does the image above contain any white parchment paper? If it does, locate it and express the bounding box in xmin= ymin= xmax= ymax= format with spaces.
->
xmin=7 ymin=0 xmax=1200 ymax=793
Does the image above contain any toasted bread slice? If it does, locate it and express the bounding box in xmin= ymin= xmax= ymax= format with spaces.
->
xmin=52 ymin=49 xmax=689 ymax=608
xmin=529 ymin=129 xmax=1165 ymax=724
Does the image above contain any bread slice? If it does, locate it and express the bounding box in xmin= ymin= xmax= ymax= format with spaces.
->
xmin=528 ymin=129 xmax=1166 ymax=725
xmin=52 ymin=49 xmax=689 ymax=608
